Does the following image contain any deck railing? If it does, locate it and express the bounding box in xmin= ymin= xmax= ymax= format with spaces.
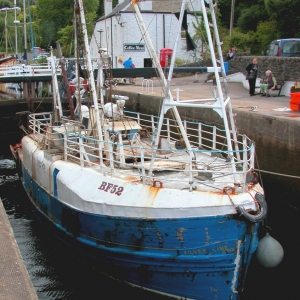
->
xmin=27 ymin=112 xmax=255 ymax=191
xmin=0 ymin=63 xmax=61 ymax=77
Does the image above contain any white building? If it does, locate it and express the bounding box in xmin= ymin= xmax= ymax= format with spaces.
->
xmin=89 ymin=0 xmax=202 ymax=68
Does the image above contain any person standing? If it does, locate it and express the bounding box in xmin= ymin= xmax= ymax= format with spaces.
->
xmin=123 ymin=57 xmax=135 ymax=83
xmin=246 ymin=57 xmax=258 ymax=96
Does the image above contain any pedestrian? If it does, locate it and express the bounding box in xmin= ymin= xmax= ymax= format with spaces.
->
xmin=261 ymin=70 xmax=277 ymax=97
xmin=123 ymin=57 xmax=135 ymax=68
xmin=123 ymin=57 xmax=135 ymax=83
xmin=246 ymin=57 xmax=258 ymax=96
xmin=226 ymin=46 xmax=236 ymax=61
xmin=118 ymin=57 xmax=123 ymax=64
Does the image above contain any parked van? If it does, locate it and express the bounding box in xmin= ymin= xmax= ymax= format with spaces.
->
xmin=266 ymin=38 xmax=300 ymax=57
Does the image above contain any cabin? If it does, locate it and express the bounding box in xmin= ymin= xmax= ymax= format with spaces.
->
xmin=89 ymin=0 xmax=202 ymax=68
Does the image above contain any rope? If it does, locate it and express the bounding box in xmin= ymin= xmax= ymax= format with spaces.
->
xmin=254 ymin=168 xmax=300 ymax=179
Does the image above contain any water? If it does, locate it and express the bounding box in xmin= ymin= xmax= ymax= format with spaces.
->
xmin=0 ymin=158 xmax=172 ymax=300
xmin=0 ymin=157 xmax=299 ymax=300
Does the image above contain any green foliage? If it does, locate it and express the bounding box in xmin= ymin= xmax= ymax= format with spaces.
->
xmin=57 ymin=25 xmax=74 ymax=56
xmin=236 ymin=4 xmax=268 ymax=32
xmin=254 ymin=21 xmax=278 ymax=52
xmin=221 ymin=28 xmax=253 ymax=54
xmin=216 ymin=0 xmax=300 ymax=55
xmin=192 ymin=11 xmax=216 ymax=61
xmin=174 ymin=58 xmax=190 ymax=66
xmin=0 ymin=1 xmax=13 ymax=8
xmin=35 ymin=57 xmax=47 ymax=63
xmin=36 ymin=0 xmax=98 ymax=50
xmin=264 ymin=0 xmax=300 ymax=38
xmin=36 ymin=0 xmax=74 ymax=48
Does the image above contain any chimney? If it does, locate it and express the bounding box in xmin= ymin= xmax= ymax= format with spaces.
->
xmin=139 ymin=0 xmax=152 ymax=11
xmin=104 ymin=0 xmax=113 ymax=16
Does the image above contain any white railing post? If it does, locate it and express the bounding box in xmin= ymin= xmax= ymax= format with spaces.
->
xmin=151 ymin=115 xmax=155 ymax=133
xmin=212 ymin=126 xmax=217 ymax=149
xmin=140 ymin=147 xmax=145 ymax=184
xmin=167 ymin=118 xmax=170 ymax=142
xmin=198 ymin=123 xmax=202 ymax=148
xmin=64 ymin=133 xmax=68 ymax=161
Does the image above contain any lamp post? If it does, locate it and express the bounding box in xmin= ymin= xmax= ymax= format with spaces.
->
xmin=115 ymin=12 xmax=124 ymax=27
xmin=98 ymin=29 xmax=103 ymax=49
xmin=0 ymin=6 xmax=21 ymax=56
xmin=23 ymin=0 xmax=27 ymax=61
xmin=5 ymin=12 xmax=8 ymax=54
xmin=14 ymin=0 xmax=20 ymax=58
xmin=229 ymin=0 xmax=235 ymax=36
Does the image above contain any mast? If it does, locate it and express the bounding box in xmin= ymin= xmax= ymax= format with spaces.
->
xmin=49 ymin=46 xmax=63 ymax=121
xmin=77 ymin=0 xmax=103 ymax=142
xmin=132 ymin=0 xmax=240 ymax=181
xmin=200 ymin=0 xmax=239 ymax=179
xmin=132 ymin=0 xmax=192 ymax=151
xmin=132 ymin=0 xmax=193 ymax=180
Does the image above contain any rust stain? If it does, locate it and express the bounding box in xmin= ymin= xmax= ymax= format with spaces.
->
xmin=124 ymin=175 xmax=142 ymax=182
xmin=148 ymin=186 xmax=160 ymax=198
xmin=176 ymin=227 xmax=186 ymax=243
xmin=155 ymin=229 xmax=163 ymax=248
xmin=193 ymin=188 xmax=226 ymax=195
xmin=205 ymin=227 xmax=210 ymax=245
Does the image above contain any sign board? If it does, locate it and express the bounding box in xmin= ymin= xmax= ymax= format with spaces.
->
xmin=123 ymin=44 xmax=145 ymax=52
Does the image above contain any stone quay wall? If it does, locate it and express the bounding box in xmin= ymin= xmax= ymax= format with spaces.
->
xmin=226 ymin=56 xmax=300 ymax=82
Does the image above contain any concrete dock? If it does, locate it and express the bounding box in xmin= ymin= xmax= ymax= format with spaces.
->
xmin=116 ymin=73 xmax=297 ymax=115
xmin=0 ymin=199 xmax=38 ymax=300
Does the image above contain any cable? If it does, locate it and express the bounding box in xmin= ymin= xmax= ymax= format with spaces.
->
xmin=254 ymin=168 xmax=300 ymax=179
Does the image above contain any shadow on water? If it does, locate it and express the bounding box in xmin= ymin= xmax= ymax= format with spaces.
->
xmin=0 ymin=157 xmax=299 ymax=300
xmin=242 ymin=180 xmax=300 ymax=300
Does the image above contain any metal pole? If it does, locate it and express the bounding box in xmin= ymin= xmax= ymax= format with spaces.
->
xmin=23 ymin=0 xmax=27 ymax=60
xmin=14 ymin=0 xmax=18 ymax=58
xmin=229 ymin=0 xmax=235 ymax=36
xmin=5 ymin=12 xmax=7 ymax=54
xmin=98 ymin=29 xmax=103 ymax=49
xmin=28 ymin=0 xmax=35 ymax=60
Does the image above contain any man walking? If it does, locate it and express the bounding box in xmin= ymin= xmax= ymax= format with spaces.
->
xmin=123 ymin=57 xmax=135 ymax=83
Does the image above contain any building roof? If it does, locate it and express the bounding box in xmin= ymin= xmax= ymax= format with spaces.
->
xmin=152 ymin=0 xmax=183 ymax=13
xmin=98 ymin=0 xmax=189 ymax=22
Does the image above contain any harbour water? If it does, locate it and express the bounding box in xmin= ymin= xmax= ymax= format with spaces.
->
xmin=0 ymin=155 xmax=299 ymax=299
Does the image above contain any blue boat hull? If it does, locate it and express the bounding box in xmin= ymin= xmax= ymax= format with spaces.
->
xmin=21 ymin=163 xmax=259 ymax=300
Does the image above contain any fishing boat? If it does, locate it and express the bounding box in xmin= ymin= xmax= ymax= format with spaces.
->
xmin=11 ymin=1 xmax=272 ymax=299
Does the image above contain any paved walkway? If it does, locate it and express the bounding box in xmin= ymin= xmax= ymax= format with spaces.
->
xmin=116 ymin=73 xmax=300 ymax=120
xmin=0 ymin=199 xmax=38 ymax=300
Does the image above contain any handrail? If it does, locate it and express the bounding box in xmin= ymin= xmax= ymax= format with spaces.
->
xmin=27 ymin=111 xmax=255 ymax=192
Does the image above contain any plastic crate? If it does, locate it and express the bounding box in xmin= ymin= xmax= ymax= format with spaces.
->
xmin=289 ymin=100 xmax=300 ymax=111
xmin=290 ymin=92 xmax=300 ymax=104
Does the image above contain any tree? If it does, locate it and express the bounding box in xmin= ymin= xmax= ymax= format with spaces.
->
xmin=264 ymin=0 xmax=300 ymax=38
xmin=254 ymin=20 xmax=278 ymax=52
xmin=236 ymin=4 xmax=268 ymax=32
xmin=217 ymin=0 xmax=261 ymax=28
xmin=36 ymin=0 xmax=98 ymax=49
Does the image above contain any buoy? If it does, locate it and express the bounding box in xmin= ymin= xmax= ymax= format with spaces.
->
xmin=256 ymin=233 xmax=284 ymax=268
xmin=69 ymin=77 xmax=87 ymax=96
